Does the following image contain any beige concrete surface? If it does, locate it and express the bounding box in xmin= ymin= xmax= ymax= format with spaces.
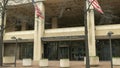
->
xmin=1 ymin=61 xmax=120 ymax=68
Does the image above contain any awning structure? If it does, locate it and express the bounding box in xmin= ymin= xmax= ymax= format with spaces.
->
xmin=41 ymin=35 xmax=85 ymax=41
xmin=0 ymin=0 xmax=45 ymax=6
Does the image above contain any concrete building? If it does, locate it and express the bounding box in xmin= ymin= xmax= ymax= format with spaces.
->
xmin=1 ymin=0 xmax=120 ymax=63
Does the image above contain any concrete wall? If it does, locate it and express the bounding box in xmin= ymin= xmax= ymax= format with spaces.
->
xmin=96 ymin=24 xmax=120 ymax=39
xmin=4 ymin=30 xmax=34 ymax=41
xmin=3 ymin=24 xmax=120 ymax=41
xmin=44 ymin=27 xmax=84 ymax=37
xmin=44 ymin=24 xmax=120 ymax=39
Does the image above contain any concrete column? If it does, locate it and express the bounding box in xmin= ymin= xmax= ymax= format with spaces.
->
xmin=0 ymin=7 xmax=4 ymax=25
xmin=52 ymin=17 xmax=58 ymax=28
xmin=22 ymin=22 xmax=26 ymax=30
xmin=34 ymin=2 xmax=45 ymax=61
xmin=3 ymin=12 xmax=7 ymax=56
xmin=86 ymin=1 xmax=96 ymax=56
xmin=2 ymin=11 xmax=6 ymax=33
xmin=0 ymin=16 xmax=1 ymax=26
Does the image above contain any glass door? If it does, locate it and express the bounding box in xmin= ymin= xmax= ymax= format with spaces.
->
xmin=59 ymin=47 xmax=69 ymax=59
xmin=44 ymin=42 xmax=58 ymax=60
xmin=19 ymin=43 xmax=33 ymax=59
xmin=70 ymin=46 xmax=85 ymax=60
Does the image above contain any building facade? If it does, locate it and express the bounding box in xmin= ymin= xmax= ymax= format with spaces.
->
xmin=1 ymin=0 xmax=120 ymax=62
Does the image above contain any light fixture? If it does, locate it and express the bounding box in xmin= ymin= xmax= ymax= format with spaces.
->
xmin=65 ymin=8 xmax=71 ymax=11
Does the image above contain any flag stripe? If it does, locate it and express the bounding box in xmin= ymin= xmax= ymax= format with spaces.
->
xmin=89 ymin=0 xmax=104 ymax=14
xmin=35 ymin=5 xmax=44 ymax=19
xmin=92 ymin=3 xmax=103 ymax=14
xmin=32 ymin=0 xmax=44 ymax=19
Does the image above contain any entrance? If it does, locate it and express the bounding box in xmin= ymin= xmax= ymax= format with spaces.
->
xmin=70 ymin=46 xmax=85 ymax=60
xmin=19 ymin=43 xmax=33 ymax=59
xmin=44 ymin=41 xmax=85 ymax=60
xmin=59 ymin=47 xmax=69 ymax=59
xmin=44 ymin=42 xmax=58 ymax=60
xmin=70 ymin=41 xmax=85 ymax=60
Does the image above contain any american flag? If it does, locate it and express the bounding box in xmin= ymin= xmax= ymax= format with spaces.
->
xmin=89 ymin=0 xmax=104 ymax=14
xmin=32 ymin=0 xmax=44 ymax=19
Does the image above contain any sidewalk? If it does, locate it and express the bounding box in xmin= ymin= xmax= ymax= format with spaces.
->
xmin=1 ymin=61 xmax=120 ymax=68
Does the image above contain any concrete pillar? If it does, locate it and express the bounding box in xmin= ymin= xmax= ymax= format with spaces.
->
xmin=34 ymin=2 xmax=45 ymax=61
xmin=0 ymin=13 xmax=1 ymax=26
xmin=3 ymin=12 xmax=7 ymax=57
xmin=22 ymin=22 xmax=26 ymax=30
xmin=52 ymin=17 xmax=58 ymax=28
xmin=84 ymin=1 xmax=99 ymax=66
xmin=86 ymin=1 xmax=96 ymax=56
xmin=2 ymin=11 xmax=6 ymax=33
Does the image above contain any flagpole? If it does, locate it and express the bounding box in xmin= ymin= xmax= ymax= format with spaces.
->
xmin=84 ymin=0 xmax=90 ymax=68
